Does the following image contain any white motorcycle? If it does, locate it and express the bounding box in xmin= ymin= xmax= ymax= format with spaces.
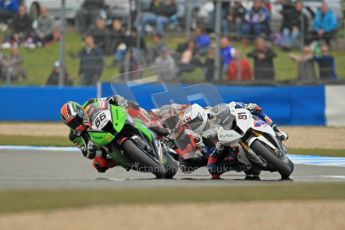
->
xmin=213 ymin=103 xmax=294 ymax=179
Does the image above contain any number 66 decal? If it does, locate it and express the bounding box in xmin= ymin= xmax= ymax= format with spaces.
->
xmin=95 ymin=112 xmax=106 ymax=128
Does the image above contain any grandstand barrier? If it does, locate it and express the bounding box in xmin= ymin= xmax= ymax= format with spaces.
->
xmin=102 ymin=82 xmax=325 ymax=126
xmin=326 ymin=85 xmax=345 ymax=126
xmin=0 ymin=86 xmax=96 ymax=121
xmin=1 ymin=83 xmax=342 ymax=126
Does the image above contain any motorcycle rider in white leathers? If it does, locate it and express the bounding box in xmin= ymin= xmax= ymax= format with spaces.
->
xmin=182 ymin=102 xmax=288 ymax=179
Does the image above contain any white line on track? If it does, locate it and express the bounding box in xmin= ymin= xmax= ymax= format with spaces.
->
xmin=1 ymin=146 xmax=345 ymax=168
xmin=321 ymin=175 xmax=345 ymax=180
xmin=288 ymin=154 xmax=345 ymax=167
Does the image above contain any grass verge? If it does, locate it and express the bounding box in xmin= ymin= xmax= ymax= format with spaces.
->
xmin=0 ymin=183 xmax=345 ymax=214
xmin=0 ymin=135 xmax=73 ymax=147
xmin=289 ymin=148 xmax=345 ymax=157
xmin=0 ymin=31 xmax=345 ymax=85
xmin=1 ymin=134 xmax=345 ymax=157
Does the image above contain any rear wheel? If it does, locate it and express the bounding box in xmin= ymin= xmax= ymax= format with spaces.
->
xmin=122 ymin=140 xmax=166 ymax=178
xmin=251 ymin=140 xmax=294 ymax=179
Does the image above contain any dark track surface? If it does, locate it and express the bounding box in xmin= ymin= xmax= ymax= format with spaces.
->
xmin=1 ymin=150 xmax=345 ymax=190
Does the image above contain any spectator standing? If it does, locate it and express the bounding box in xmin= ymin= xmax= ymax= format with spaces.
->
xmin=247 ymin=37 xmax=276 ymax=80
xmin=280 ymin=1 xmax=309 ymax=49
xmin=227 ymin=51 xmax=252 ymax=81
xmin=87 ymin=17 xmax=109 ymax=53
xmin=137 ymin=0 xmax=161 ymax=35
xmin=119 ymin=48 xmax=140 ymax=80
xmin=147 ymin=33 xmax=165 ymax=64
xmin=34 ymin=7 xmax=54 ymax=47
xmin=176 ymin=39 xmax=197 ymax=77
xmin=210 ymin=0 xmax=230 ymax=34
xmin=312 ymin=2 xmax=337 ymax=46
xmin=279 ymin=0 xmax=295 ymax=48
xmin=108 ymin=19 xmax=126 ymax=55
xmin=200 ymin=46 xmax=216 ymax=81
xmin=76 ymin=0 xmax=106 ymax=33
xmin=153 ymin=47 xmax=176 ymax=81
xmin=126 ymin=28 xmax=146 ymax=51
xmin=241 ymin=0 xmax=270 ymax=40
xmin=46 ymin=61 xmax=73 ymax=86
xmin=140 ymin=0 xmax=177 ymax=35
xmin=0 ymin=0 xmax=19 ymax=24
xmin=193 ymin=26 xmax=210 ymax=55
xmin=0 ymin=49 xmax=5 ymax=80
xmin=196 ymin=0 xmax=214 ymax=26
xmin=231 ymin=1 xmax=246 ymax=37
xmin=289 ymin=46 xmax=317 ymax=80
xmin=123 ymin=28 xmax=146 ymax=67
xmin=78 ymin=36 xmax=104 ymax=85
xmin=10 ymin=5 xmax=33 ymax=45
xmin=219 ymin=36 xmax=235 ymax=72
xmin=221 ymin=2 xmax=233 ymax=37
xmin=313 ymin=44 xmax=337 ymax=80
xmin=2 ymin=46 xmax=26 ymax=83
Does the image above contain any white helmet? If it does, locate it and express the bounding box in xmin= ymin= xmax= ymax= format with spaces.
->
xmin=183 ymin=104 xmax=209 ymax=133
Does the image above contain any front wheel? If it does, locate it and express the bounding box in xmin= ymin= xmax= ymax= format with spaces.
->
xmin=251 ymin=140 xmax=294 ymax=179
xmin=122 ymin=140 xmax=166 ymax=178
xmin=164 ymin=152 xmax=178 ymax=179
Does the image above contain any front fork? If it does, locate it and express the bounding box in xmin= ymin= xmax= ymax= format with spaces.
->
xmin=241 ymin=129 xmax=286 ymax=167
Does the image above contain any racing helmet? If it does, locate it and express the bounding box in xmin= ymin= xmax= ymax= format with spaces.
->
xmin=60 ymin=101 xmax=88 ymax=131
xmin=183 ymin=104 xmax=209 ymax=133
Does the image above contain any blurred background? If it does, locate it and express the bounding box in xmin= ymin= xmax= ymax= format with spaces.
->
xmin=0 ymin=0 xmax=344 ymax=86
xmin=1 ymin=0 xmax=344 ymax=125
xmin=1 ymin=2 xmax=345 ymax=228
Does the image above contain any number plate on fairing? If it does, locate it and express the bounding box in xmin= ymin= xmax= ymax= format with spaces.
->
xmin=92 ymin=110 xmax=111 ymax=131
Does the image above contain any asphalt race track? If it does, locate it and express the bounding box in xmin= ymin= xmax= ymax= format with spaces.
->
xmin=1 ymin=148 xmax=345 ymax=190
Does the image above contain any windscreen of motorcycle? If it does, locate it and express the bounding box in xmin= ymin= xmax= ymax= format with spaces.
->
xmin=209 ymin=103 xmax=236 ymax=130
xmin=85 ymin=102 xmax=112 ymax=132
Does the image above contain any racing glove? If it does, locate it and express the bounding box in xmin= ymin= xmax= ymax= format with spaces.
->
xmin=245 ymin=103 xmax=262 ymax=112
xmin=85 ymin=142 xmax=97 ymax=159
xmin=108 ymin=95 xmax=128 ymax=107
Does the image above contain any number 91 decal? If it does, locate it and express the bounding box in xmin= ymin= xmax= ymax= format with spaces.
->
xmin=237 ymin=112 xmax=248 ymax=120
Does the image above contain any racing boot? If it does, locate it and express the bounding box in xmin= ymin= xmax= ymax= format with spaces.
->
xmin=93 ymin=156 xmax=117 ymax=173
xmin=211 ymin=173 xmax=221 ymax=180
xmin=207 ymin=149 xmax=225 ymax=180
xmin=272 ymin=125 xmax=289 ymax=141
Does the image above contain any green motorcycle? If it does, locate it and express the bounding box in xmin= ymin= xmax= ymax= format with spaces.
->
xmin=86 ymin=102 xmax=178 ymax=178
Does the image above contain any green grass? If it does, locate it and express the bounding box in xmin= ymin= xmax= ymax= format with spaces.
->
xmin=0 ymin=134 xmax=344 ymax=157
xmin=289 ymin=148 xmax=345 ymax=157
xmin=0 ymin=183 xmax=345 ymax=213
xmin=1 ymin=31 xmax=344 ymax=85
xmin=0 ymin=135 xmax=73 ymax=147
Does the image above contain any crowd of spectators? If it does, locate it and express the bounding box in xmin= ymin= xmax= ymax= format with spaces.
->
xmin=0 ymin=0 xmax=341 ymax=85
xmin=1 ymin=4 xmax=57 ymax=49
xmin=0 ymin=45 xmax=26 ymax=82
xmin=148 ymin=0 xmax=339 ymax=82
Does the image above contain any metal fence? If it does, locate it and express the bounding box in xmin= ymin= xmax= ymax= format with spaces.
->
xmin=1 ymin=0 xmax=344 ymax=86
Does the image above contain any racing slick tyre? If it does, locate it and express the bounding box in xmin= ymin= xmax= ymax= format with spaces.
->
xmin=122 ymin=140 xmax=166 ymax=178
xmin=164 ymin=152 xmax=178 ymax=179
xmin=251 ymin=140 xmax=294 ymax=179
